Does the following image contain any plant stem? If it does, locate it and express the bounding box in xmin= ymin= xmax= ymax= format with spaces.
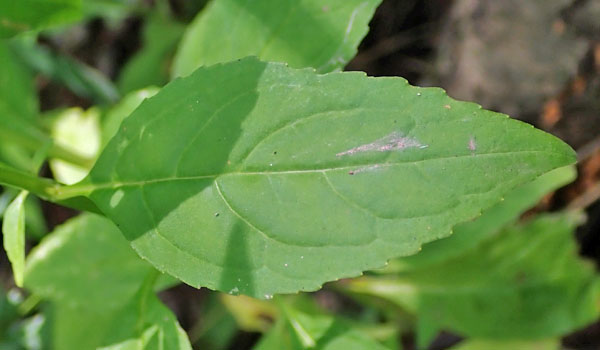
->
xmin=0 ymin=127 xmax=94 ymax=168
xmin=0 ymin=163 xmax=60 ymax=201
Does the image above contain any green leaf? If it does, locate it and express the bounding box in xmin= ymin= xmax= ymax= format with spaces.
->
xmin=192 ymin=294 xmax=239 ymax=350
xmin=0 ymin=41 xmax=93 ymax=169
xmin=118 ymin=15 xmax=184 ymax=94
xmin=45 ymin=286 xmax=191 ymax=350
xmin=392 ymin=165 xmax=576 ymax=270
xmin=24 ymin=214 xmax=191 ymax=350
xmin=11 ymin=39 xmax=119 ymax=105
xmin=0 ymin=42 xmax=45 ymax=164
xmin=0 ymin=0 xmax=82 ymax=38
xmin=344 ymin=213 xmax=600 ymax=340
xmin=255 ymin=299 xmax=389 ymax=350
xmin=0 ymin=42 xmax=38 ymax=123
xmin=2 ymin=190 xmax=28 ymax=287
xmin=172 ymin=0 xmax=381 ymax=77
xmin=96 ymin=281 xmax=192 ymax=350
xmin=68 ymin=58 xmax=575 ymax=298
xmin=450 ymin=339 xmax=560 ymax=350
xmin=25 ymin=214 xmax=154 ymax=309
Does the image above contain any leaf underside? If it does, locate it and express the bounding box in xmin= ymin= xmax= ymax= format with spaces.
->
xmin=77 ymin=57 xmax=575 ymax=298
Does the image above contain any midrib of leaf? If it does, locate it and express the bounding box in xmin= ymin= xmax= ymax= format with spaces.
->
xmin=63 ymin=150 xmax=568 ymax=198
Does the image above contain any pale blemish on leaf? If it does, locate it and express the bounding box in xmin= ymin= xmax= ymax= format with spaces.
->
xmin=469 ymin=136 xmax=477 ymax=152
xmin=109 ymin=190 xmax=125 ymax=208
xmin=337 ymin=132 xmax=427 ymax=157
xmin=348 ymin=164 xmax=382 ymax=175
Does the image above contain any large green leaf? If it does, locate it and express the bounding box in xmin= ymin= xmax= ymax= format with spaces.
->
xmin=64 ymin=58 xmax=575 ymax=298
xmin=172 ymin=0 xmax=381 ymax=77
xmin=2 ymin=190 xmax=28 ymax=287
xmin=24 ymin=214 xmax=190 ymax=350
xmin=343 ymin=213 xmax=600 ymax=341
xmin=0 ymin=0 xmax=81 ymax=38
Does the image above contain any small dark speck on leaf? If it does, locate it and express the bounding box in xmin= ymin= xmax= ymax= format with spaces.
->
xmin=348 ymin=171 xmax=355 ymax=175
xmin=214 ymin=213 xmax=220 ymax=217
xmin=273 ymin=151 xmax=277 ymax=155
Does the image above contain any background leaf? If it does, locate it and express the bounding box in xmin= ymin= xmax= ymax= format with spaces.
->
xmin=0 ymin=0 xmax=82 ymax=38
xmin=254 ymin=298 xmax=390 ymax=350
xmin=343 ymin=212 xmax=600 ymax=342
xmin=172 ymin=0 xmax=382 ymax=77
xmin=117 ymin=15 xmax=184 ymax=94
xmin=449 ymin=339 xmax=560 ymax=350
xmin=2 ymin=190 xmax=28 ymax=287
xmin=71 ymin=58 xmax=576 ymax=298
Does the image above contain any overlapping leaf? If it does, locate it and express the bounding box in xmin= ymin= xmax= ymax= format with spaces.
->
xmin=172 ymin=0 xmax=381 ymax=77
xmin=64 ymin=58 xmax=576 ymax=298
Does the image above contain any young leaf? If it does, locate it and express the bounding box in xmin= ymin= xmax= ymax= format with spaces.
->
xmin=172 ymin=0 xmax=381 ymax=77
xmin=66 ymin=57 xmax=575 ymax=298
xmin=344 ymin=213 xmax=600 ymax=340
xmin=2 ymin=190 xmax=28 ymax=287
xmin=49 ymin=108 xmax=101 ymax=185
xmin=0 ymin=0 xmax=81 ymax=38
